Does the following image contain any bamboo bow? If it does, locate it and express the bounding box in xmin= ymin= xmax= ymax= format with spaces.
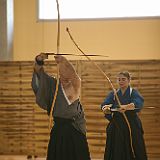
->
xmin=49 ymin=0 xmax=60 ymax=131
xmin=66 ymin=27 xmax=135 ymax=158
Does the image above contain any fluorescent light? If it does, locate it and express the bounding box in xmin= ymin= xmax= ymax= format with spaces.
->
xmin=38 ymin=0 xmax=160 ymax=20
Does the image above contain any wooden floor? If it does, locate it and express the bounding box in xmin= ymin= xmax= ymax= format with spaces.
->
xmin=0 ymin=156 xmax=103 ymax=160
xmin=0 ymin=156 xmax=43 ymax=160
xmin=0 ymin=155 xmax=159 ymax=160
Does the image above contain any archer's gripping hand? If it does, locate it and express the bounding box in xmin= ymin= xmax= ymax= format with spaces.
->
xmin=36 ymin=53 xmax=48 ymax=63
xmin=34 ymin=53 xmax=48 ymax=73
xmin=102 ymin=105 xmax=112 ymax=114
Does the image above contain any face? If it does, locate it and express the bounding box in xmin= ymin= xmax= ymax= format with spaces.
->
xmin=117 ymin=74 xmax=130 ymax=89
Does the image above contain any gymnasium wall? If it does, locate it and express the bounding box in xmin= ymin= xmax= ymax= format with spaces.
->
xmin=13 ymin=0 xmax=160 ymax=61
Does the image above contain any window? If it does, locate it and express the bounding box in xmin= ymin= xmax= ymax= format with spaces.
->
xmin=38 ymin=0 xmax=160 ymax=20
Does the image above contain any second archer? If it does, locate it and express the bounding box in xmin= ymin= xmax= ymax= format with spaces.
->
xmin=101 ymin=71 xmax=147 ymax=160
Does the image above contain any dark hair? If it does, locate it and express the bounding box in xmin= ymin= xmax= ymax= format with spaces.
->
xmin=117 ymin=71 xmax=131 ymax=80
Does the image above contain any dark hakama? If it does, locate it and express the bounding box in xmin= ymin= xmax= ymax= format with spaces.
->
xmin=101 ymin=86 xmax=148 ymax=160
xmin=32 ymin=69 xmax=91 ymax=160
xmin=47 ymin=117 xmax=90 ymax=160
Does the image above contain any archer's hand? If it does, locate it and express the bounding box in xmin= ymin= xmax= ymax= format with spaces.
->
xmin=102 ymin=105 xmax=111 ymax=114
xmin=118 ymin=106 xmax=127 ymax=113
xmin=118 ymin=103 xmax=135 ymax=113
xmin=36 ymin=53 xmax=48 ymax=61
xmin=34 ymin=53 xmax=48 ymax=73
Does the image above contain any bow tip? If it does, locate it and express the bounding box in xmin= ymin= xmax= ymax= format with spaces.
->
xmin=66 ymin=27 xmax=69 ymax=32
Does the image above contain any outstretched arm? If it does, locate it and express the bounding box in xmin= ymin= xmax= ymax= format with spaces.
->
xmin=31 ymin=53 xmax=56 ymax=112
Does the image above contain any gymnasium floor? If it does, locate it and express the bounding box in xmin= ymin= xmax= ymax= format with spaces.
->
xmin=0 ymin=155 xmax=159 ymax=160
xmin=0 ymin=156 xmax=103 ymax=160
